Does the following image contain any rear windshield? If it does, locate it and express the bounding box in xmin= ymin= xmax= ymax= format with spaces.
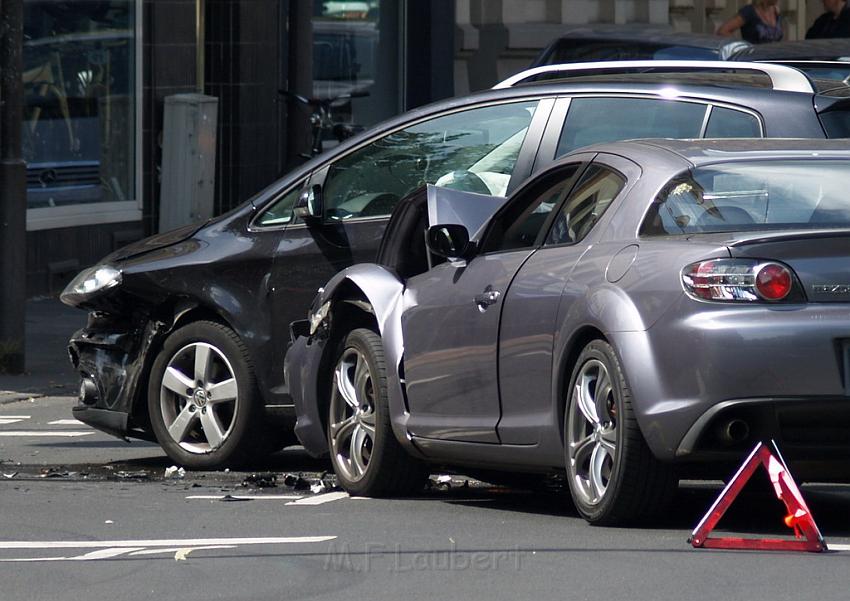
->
xmin=641 ymin=159 xmax=850 ymax=236
xmin=544 ymin=39 xmax=718 ymax=63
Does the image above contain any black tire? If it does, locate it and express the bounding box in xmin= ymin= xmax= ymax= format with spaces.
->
xmin=564 ymin=340 xmax=677 ymax=525
xmin=147 ymin=320 xmax=267 ymax=469
xmin=327 ymin=328 xmax=427 ymax=496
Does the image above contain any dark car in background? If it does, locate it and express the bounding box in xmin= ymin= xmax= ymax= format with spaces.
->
xmin=287 ymin=139 xmax=850 ymax=525
xmin=531 ymin=25 xmax=752 ymax=67
xmin=62 ymin=61 xmax=850 ymax=469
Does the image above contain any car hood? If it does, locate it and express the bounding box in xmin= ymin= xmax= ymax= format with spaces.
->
xmin=104 ymin=221 xmax=210 ymax=263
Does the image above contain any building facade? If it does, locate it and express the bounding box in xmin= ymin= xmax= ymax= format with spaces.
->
xmin=22 ymin=0 xmax=818 ymax=296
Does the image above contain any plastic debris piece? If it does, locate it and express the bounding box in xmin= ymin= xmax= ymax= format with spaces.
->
xmin=283 ymin=473 xmax=310 ymax=490
xmin=104 ymin=520 xmax=114 ymax=524
xmin=113 ymin=470 xmax=150 ymax=480
xmin=220 ymin=494 xmax=250 ymax=502
xmin=242 ymin=473 xmax=277 ymax=488
xmin=164 ymin=465 xmax=186 ymax=479
xmin=40 ymin=468 xmax=69 ymax=479
xmin=3 ymin=472 xmax=17 ymax=479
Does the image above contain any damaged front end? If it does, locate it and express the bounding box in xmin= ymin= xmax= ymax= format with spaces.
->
xmin=68 ymin=310 xmax=177 ymax=441
xmin=63 ymin=222 xmax=207 ymax=441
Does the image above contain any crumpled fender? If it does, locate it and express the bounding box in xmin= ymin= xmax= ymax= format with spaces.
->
xmin=291 ymin=264 xmax=414 ymax=457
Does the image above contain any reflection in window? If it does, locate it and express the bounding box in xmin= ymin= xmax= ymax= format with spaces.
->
xmin=556 ymin=98 xmax=705 ymax=157
xmin=641 ymin=160 xmax=850 ymax=236
xmin=322 ymin=101 xmax=538 ymax=220
xmin=546 ymin=165 xmax=625 ymax=245
xmin=311 ymin=1 xmax=396 ymax=149
xmin=23 ymin=0 xmax=136 ymax=209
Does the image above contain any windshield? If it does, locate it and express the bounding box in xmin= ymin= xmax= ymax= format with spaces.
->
xmin=641 ymin=159 xmax=850 ymax=235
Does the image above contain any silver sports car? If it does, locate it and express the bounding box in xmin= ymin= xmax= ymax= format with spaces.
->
xmin=285 ymin=139 xmax=850 ymax=525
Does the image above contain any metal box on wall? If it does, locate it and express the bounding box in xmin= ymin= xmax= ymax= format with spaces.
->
xmin=159 ymin=94 xmax=218 ymax=233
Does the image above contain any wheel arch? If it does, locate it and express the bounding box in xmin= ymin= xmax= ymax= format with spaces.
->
xmin=128 ymin=297 xmax=247 ymax=428
xmin=555 ymin=325 xmax=608 ymax=446
xmin=307 ymin=265 xmax=408 ymax=447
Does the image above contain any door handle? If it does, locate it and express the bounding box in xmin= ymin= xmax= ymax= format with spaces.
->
xmin=474 ymin=289 xmax=501 ymax=310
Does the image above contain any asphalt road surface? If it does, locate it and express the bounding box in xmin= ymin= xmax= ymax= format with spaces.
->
xmin=3 ymin=396 xmax=850 ymax=601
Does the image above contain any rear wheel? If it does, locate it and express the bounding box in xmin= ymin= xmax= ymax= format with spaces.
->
xmin=148 ymin=320 xmax=267 ymax=469
xmin=327 ymin=328 xmax=427 ymax=496
xmin=565 ymin=340 xmax=676 ymax=525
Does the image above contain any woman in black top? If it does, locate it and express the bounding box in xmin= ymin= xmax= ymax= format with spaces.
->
xmin=717 ymin=0 xmax=783 ymax=44
xmin=807 ymin=0 xmax=850 ymax=38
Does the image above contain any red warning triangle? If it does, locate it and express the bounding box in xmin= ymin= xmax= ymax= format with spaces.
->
xmin=689 ymin=440 xmax=826 ymax=552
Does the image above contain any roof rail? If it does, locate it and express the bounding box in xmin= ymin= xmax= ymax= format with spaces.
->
xmin=493 ymin=60 xmax=815 ymax=94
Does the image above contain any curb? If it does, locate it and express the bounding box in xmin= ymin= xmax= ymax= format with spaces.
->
xmin=0 ymin=392 xmax=46 ymax=405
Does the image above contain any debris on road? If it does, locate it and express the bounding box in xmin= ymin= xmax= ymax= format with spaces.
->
xmin=40 ymin=467 xmax=73 ymax=479
xmin=105 ymin=520 xmax=114 ymax=524
xmin=242 ymin=473 xmax=277 ymax=488
xmin=113 ymin=470 xmax=150 ymax=481
xmin=165 ymin=465 xmax=186 ymax=479
xmin=220 ymin=494 xmax=250 ymax=502
xmin=3 ymin=472 xmax=17 ymax=479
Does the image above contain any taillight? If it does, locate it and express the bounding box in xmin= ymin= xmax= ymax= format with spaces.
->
xmin=682 ymin=259 xmax=798 ymax=302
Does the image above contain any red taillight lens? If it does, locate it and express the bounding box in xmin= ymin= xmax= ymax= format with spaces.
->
xmin=755 ymin=263 xmax=792 ymax=301
xmin=682 ymin=259 xmax=797 ymax=303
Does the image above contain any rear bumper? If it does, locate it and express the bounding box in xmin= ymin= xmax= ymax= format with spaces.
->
xmin=613 ymin=299 xmax=850 ymax=462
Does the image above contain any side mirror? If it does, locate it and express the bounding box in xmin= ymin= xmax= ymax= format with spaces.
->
xmin=426 ymin=224 xmax=472 ymax=260
xmin=294 ymin=184 xmax=323 ymax=222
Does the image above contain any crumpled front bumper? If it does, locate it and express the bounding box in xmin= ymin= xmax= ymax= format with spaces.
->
xmin=68 ymin=313 xmax=166 ymax=441
xmin=284 ymin=320 xmax=330 ymax=457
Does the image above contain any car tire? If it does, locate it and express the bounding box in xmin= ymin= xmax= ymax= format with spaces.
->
xmin=327 ymin=328 xmax=427 ymax=496
xmin=564 ymin=339 xmax=677 ymax=525
xmin=148 ymin=320 xmax=266 ymax=469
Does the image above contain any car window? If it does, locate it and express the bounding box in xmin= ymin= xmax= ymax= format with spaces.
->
xmin=704 ymin=107 xmax=761 ymax=138
xmin=641 ymin=160 xmax=850 ymax=236
xmin=556 ymin=97 xmax=706 ymax=157
xmin=545 ymin=40 xmax=717 ymax=63
xmin=255 ymin=180 xmax=306 ymax=227
xmin=322 ymin=101 xmax=539 ymax=221
xmin=545 ymin=164 xmax=625 ymax=245
xmin=482 ymin=163 xmax=582 ymax=253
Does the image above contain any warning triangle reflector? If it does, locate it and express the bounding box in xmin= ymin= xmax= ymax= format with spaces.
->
xmin=689 ymin=440 xmax=826 ymax=552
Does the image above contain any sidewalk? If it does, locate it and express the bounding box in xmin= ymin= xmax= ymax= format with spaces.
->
xmin=0 ymin=299 xmax=87 ymax=403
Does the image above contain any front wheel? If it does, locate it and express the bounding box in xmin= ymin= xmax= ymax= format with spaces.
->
xmin=147 ymin=320 xmax=266 ymax=469
xmin=327 ymin=328 xmax=427 ymax=496
xmin=565 ymin=340 xmax=676 ymax=525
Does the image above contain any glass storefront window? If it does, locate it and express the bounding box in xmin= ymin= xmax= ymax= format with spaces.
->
xmin=23 ymin=0 xmax=137 ymax=209
xmin=311 ymin=1 xmax=399 ymax=149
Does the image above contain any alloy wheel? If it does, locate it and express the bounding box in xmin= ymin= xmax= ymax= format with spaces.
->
xmin=329 ymin=347 xmax=377 ymax=482
xmin=159 ymin=342 xmax=239 ymax=454
xmin=567 ymin=358 xmax=618 ymax=506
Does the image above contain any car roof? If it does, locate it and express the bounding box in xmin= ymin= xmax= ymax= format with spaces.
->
xmin=580 ymin=138 xmax=850 ymax=169
xmin=545 ymin=25 xmax=744 ymax=51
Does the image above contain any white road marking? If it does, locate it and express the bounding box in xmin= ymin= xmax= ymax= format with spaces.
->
xmin=128 ymin=546 xmax=237 ymax=558
xmin=0 ymin=431 xmax=93 ymax=437
xmin=826 ymin=543 xmax=850 ymax=551
xmin=286 ymin=492 xmax=349 ymax=506
xmin=0 ymin=536 xmax=336 ymax=562
xmin=0 ymin=418 xmax=29 ymax=425
xmin=0 ymin=416 xmax=30 ymax=419
xmin=186 ymin=495 xmax=303 ymax=501
xmin=0 ymin=536 xmax=335 ymax=550
xmin=48 ymin=419 xmax=85 ymax=426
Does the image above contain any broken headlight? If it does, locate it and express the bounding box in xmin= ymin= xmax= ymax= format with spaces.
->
xmin=60 ymin=264 xmax=122 ymax=307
